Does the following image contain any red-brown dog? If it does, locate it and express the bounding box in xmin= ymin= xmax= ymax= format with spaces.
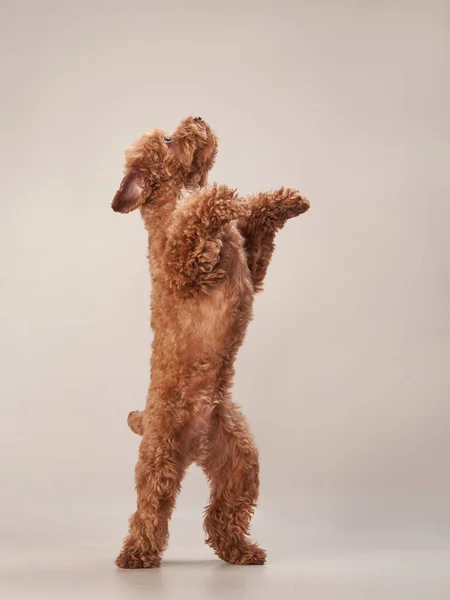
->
xmin=112 ymin=116 xmax=309 ymax=568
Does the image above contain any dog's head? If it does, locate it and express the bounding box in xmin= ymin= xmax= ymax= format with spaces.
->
xmin=111 ymin=116 xmax=218 ymax=214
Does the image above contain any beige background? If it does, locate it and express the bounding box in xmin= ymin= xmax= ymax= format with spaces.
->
xmin=1 ymin=0 xmax=449 ymax=597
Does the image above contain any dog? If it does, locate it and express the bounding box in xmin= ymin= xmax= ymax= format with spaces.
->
xmin=111 ymin=116 xmax=309 ymax=568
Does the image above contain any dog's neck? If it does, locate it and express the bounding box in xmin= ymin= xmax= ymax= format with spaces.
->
xmin=140 ymin=183 xmax=201 ymax=270
xmin=140 ymin=187 xmax=177 ymax=265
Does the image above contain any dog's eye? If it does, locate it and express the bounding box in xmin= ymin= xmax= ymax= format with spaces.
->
xmin=163 ymin=136 xmax=172 ymax=143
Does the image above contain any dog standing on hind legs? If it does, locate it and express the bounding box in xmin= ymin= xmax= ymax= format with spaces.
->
xmin=111 ymin=116 xmax=310 ymax=568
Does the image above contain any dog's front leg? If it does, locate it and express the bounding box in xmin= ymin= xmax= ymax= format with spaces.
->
xmin=237 ymin=188 xmax=310 ymax=292
xmin=163 ymin=184 xmax=250 ymax=294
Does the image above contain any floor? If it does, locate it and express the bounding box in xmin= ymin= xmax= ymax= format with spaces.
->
xmin=2 ymin=534 xmax=450 ymax=599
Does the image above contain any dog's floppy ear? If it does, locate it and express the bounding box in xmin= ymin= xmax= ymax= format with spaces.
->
xmin=111 ymin=172 xmax=148 ymax=214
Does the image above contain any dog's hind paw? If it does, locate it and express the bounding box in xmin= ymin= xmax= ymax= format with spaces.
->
xmin=116 ymin=548 xmax=161 ymax=569
xmin=217 ymin=542 xmax=267 ymax=566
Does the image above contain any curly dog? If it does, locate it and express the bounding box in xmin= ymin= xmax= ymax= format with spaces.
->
xmin=111 ymin=116 xmax=310 ymax=568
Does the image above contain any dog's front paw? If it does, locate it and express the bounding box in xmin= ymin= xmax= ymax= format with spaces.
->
xmin=116 ymin=547 xmax=161 ymax=569
xmin=275 ymin=188 xmax=310 ymax=220
xmin=213 ymin=184 xmax=238 ymax=203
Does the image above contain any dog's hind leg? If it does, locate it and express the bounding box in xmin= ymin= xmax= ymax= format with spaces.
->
xmin=198 ymin=400 xmax=266 ymax=565
xmin=237 ymin=188 xmax=309 ymax=292
xmin=116 ymin=403 xmax=190 ymax=569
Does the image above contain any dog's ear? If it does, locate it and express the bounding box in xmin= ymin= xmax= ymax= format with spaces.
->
xmin=111 ymin=172 xmax=148 ymax=214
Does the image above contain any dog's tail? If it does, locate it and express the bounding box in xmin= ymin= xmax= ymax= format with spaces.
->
xmin=127 ymin=410 xmax=144 ymax=435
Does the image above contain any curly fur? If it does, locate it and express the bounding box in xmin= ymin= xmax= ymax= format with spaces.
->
xmin=111 ymin=116 xmax=310 ymax=568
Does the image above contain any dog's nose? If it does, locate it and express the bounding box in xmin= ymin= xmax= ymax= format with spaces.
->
xmin=194 ymin=116 xmax=202 ymax=121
